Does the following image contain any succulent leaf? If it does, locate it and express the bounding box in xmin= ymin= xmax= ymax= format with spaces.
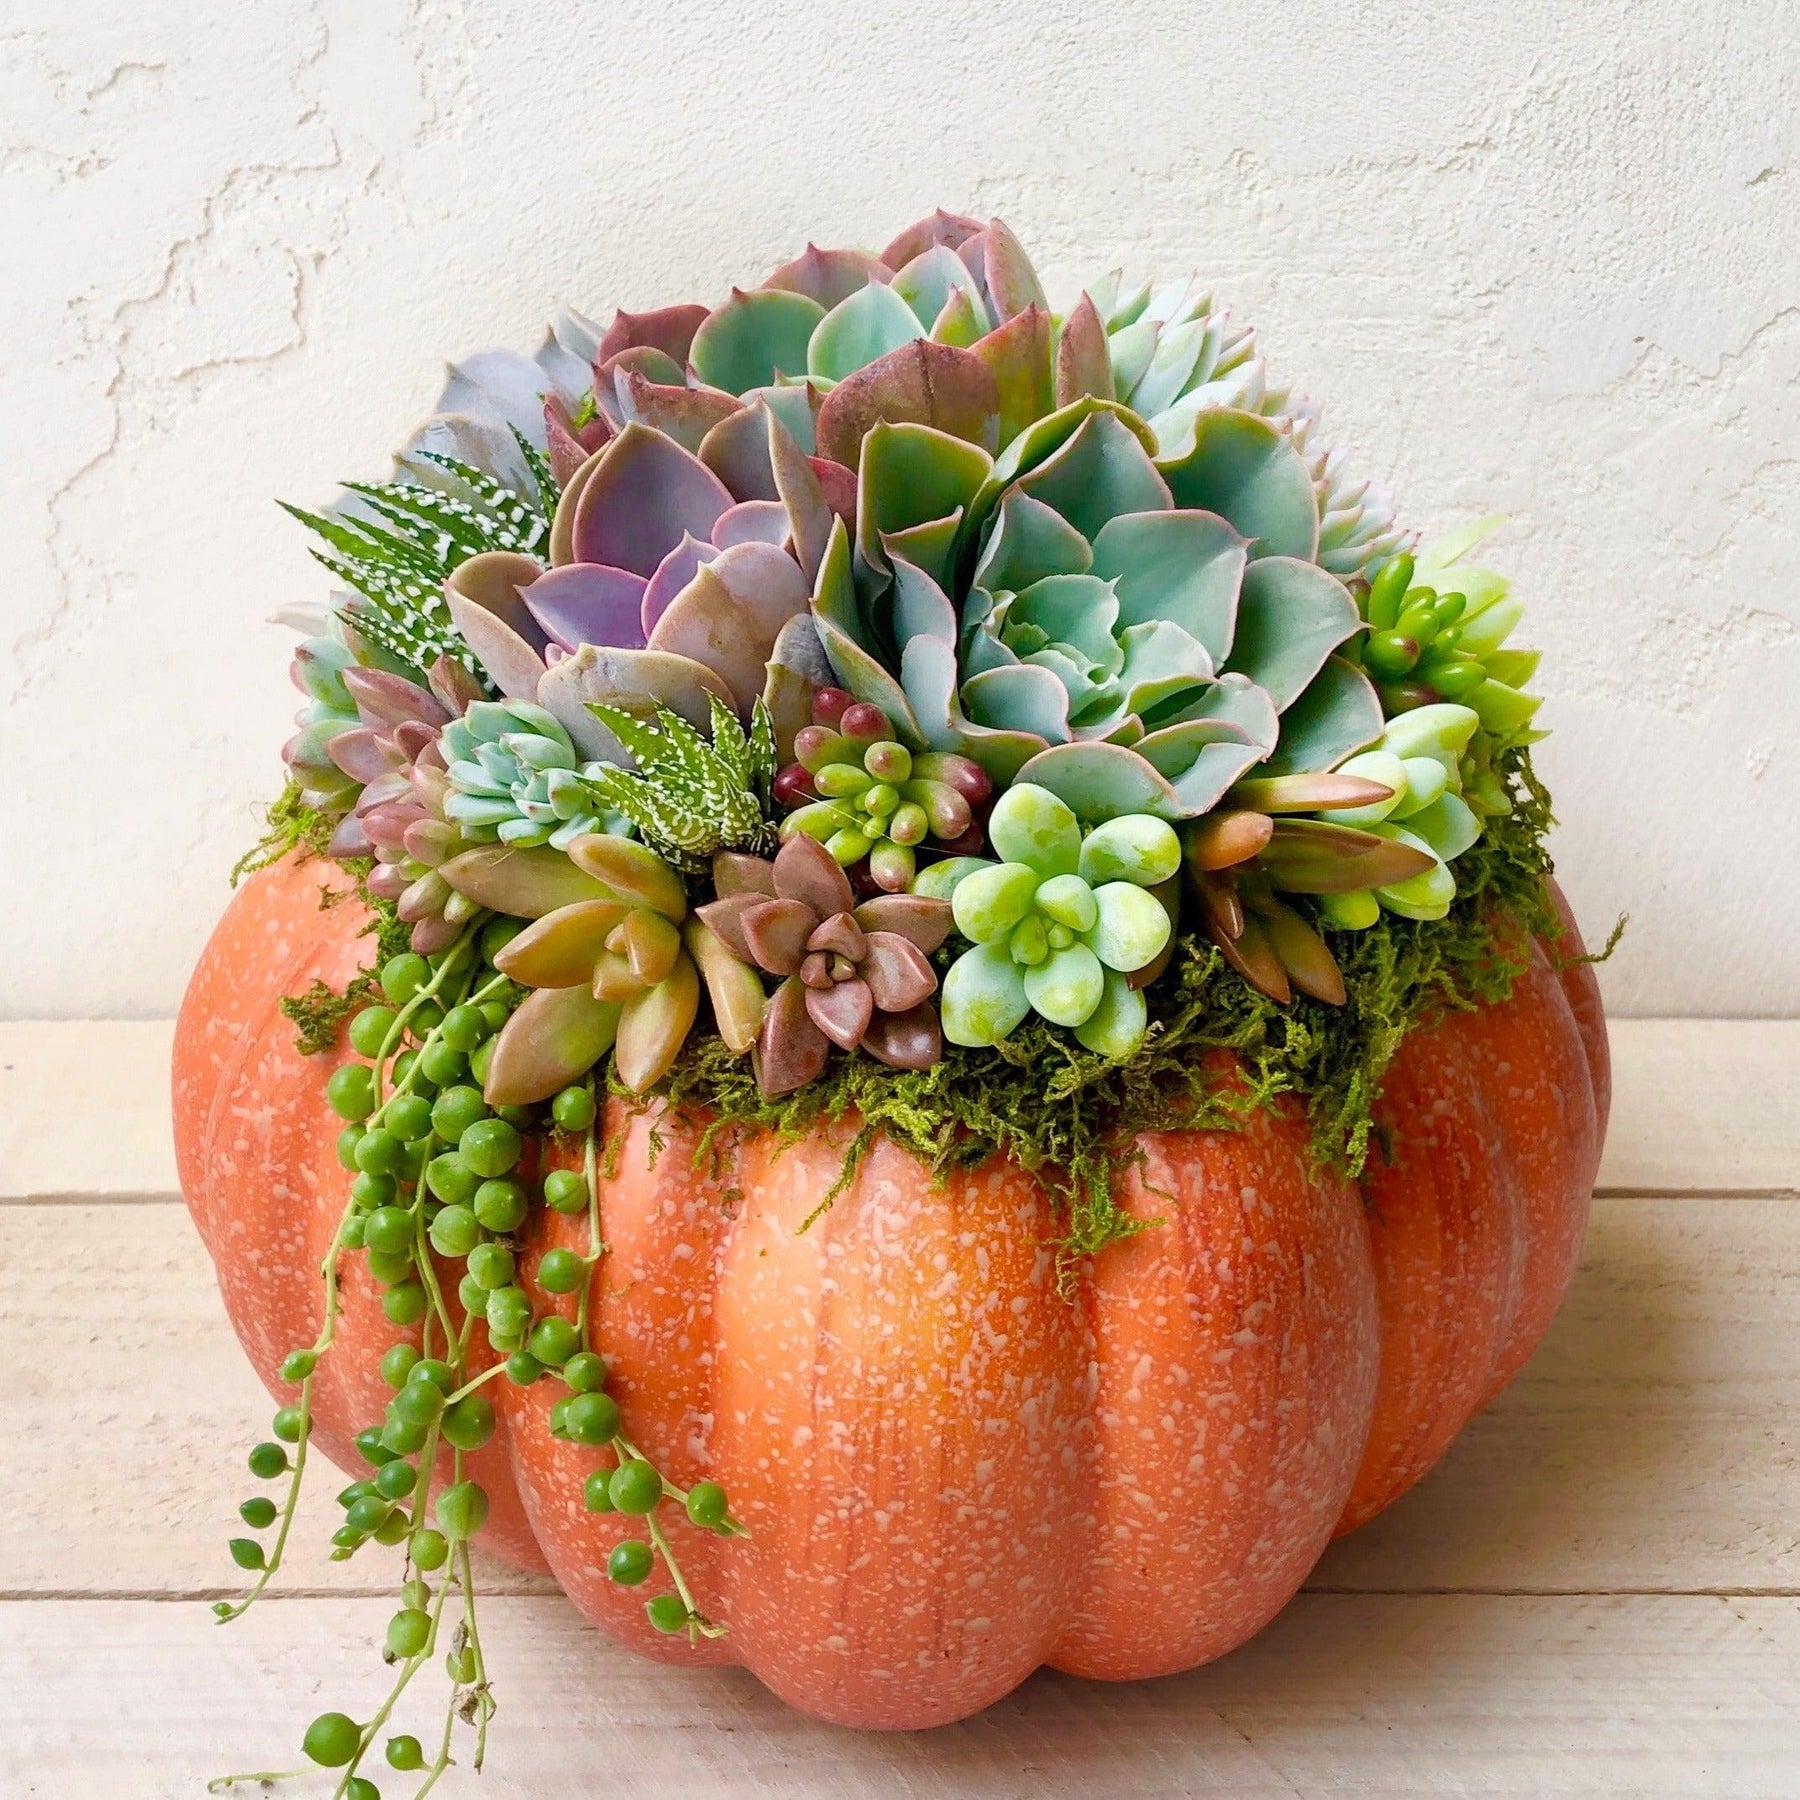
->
xmin=807 ymin=281 xmax=926 ymax=384
xmin=691 ymin=288 xmax=827 ymax=395
xmin=1155 ymin=410 xmax=1319 ymax=560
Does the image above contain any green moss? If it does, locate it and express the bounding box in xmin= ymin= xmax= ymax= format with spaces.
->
xmin=238 ymin=787 xmax=414 ymax=1055
xmin=230 ymin=781 xmax=337 ymax=884
xmin=651 ymin=747 xmax=1570 ymax=1270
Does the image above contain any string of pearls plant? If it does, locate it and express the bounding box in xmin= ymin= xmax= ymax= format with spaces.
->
xmin=209 ymin=922 xmax=740 ymax=1796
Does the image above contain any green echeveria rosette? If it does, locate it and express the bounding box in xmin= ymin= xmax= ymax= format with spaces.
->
xmin=805 ymin=397 xmax=1386 ymax=832
xmin=918 ymin=782 xmax=1180 ymax=1058
xmin=441 ymin=700 xmax=626 ymax=850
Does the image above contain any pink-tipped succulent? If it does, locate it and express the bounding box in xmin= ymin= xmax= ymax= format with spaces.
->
xmin=774 ymin=689 xmax=992 ymax=892
xmin=310 ymin=660 xmax=486 ymax=953
xmin=696 ymin=837 xmax=952 ymax=1095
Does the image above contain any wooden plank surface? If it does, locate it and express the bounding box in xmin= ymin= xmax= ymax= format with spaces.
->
xmin=2 ymin=1016 xmax=1797 ymax=1795
xmin=6 ymin=1595 xmax=1799 ymax=1798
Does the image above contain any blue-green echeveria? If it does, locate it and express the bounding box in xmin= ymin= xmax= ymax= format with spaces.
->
xmin=809 ymin=398 xmax=1384 ymax=826
xmin=919 ymin=783 xmax=1181 ymax=1058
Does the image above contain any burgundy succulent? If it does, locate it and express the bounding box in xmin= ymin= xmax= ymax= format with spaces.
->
xmin=696 ymin=836 xmax=952 ymax=1096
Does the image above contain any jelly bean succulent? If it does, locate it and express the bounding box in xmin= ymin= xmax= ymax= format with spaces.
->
xmin=777 ymin=688 xmax=992 ymax=890
xmin=216 ymin=207 xmax=1570 ymax=1798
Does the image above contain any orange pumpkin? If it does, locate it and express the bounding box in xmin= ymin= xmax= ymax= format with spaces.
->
xmin=174 ymin=854 xmax=1605 ymax=1728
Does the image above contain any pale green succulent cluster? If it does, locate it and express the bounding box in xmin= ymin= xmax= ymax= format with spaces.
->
xmin=1314 ymin=705 xmax=1485 ymax=925
xmin=441 ymin=701 xmax=622 ymax=850
xmin=917 ymin=784 xmax=1180 ymax=1058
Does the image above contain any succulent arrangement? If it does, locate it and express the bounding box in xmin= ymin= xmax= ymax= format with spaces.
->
xmin=219 ymin=210 xmax=1557 ymax=1794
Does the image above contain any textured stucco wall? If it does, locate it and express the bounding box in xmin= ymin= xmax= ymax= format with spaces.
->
xmin=5 ymin=0 xmax=1796 ymax=1018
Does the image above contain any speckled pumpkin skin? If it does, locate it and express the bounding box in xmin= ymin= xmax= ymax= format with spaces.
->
xmin=173 ymin=855 xmax=1605 ymax=1729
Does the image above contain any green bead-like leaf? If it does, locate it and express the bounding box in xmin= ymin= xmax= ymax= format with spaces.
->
xmin=1074 ymin=968 xmax=1148 ymax=1058
xmin=1077 ymin=815 xmax=1181 ymax=887
xmin=941 ymin=941 xmax=1031 ymax=1045
xmin=1034 ymin=872 xmax=1098 ymax=933
xmin=985 ymin=783 xmax=1082 ymax=878
xmin=951 ymin=861 xmax=1041 ymax=944
xmin=1022 ymin=942 xmax=1104 ymax=1026
xmin=1084 ymin=881 xmax=1171 ymax=973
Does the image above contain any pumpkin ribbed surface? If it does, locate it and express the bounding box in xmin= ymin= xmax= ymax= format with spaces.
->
xmin=174 ymin=858 xmax=1603 ymax=1728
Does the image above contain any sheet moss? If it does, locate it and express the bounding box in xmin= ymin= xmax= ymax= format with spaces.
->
xmin=650 ymin=747 xmax=1570 ymax=1267
xmin=250 ymin=751 xmax=1592 ymax=1265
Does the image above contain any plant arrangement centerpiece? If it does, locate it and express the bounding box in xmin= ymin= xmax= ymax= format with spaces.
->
xmin=174 ymin=210 xmax=1611 ymax=1792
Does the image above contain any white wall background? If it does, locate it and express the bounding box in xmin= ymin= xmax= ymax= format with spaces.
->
xmin=4 ymin=0 xmax=1796 ymax=1018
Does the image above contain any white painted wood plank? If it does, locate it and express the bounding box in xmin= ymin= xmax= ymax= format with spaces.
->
xmin=2 ymin=1595 xmax=1796 ymax=1798
xmin=3 ymin=1018 xmax=1798 ymax=1203
xmin=0 ymin=1197 xmax=553 ymax=1602
xmin=1600 ymin=1020 xmax=1800 ymax=1194
xmin=4 ymin=1198 xmax=1795 ymax=1601
xmin=0 ymin=1020 xmax=177 ymax=1202
xmin=1316 ymin=1194 xmax=1800 ymax=1594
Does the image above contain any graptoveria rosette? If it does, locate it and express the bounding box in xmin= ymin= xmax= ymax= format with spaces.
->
xmin=920 ymin=784 xmax=1180 ymax=1058
xmin=809 ymin=398 xmax=1386 ymax=828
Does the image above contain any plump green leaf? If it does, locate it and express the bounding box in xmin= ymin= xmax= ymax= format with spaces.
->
xmin=691 ymin=289 xmax=826 ymax=394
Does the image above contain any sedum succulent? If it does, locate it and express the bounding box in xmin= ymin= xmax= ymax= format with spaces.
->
xmin=778 ymin=690 xmax=991 ymax=891
xmin=1353 ymin=525 xmax=1541 ymax=744
xmin=1310 ymin=704 xmax=1486 ymax=926
xmin=481 ymin=835 xmax=700 ymax=1101
xmin=916 ymin=783 xmax=1180 ymax=1058
xmin=696 ymin=836 xmax=952 ymax=1095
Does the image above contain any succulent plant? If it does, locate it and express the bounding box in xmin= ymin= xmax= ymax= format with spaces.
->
xmin=272 ymin=211 xmax=1545 ymax=1046
xmin=1353 ymin=527 xmax=1541 ymax=744
xmin=1077 ymin=262 xmax=1410 ymax=585
xmin=777 ymin=690 xmax=992 ymax=892
xmin=440 ymin=411 xmax=836 ymax=769
xmin=572 ymin=698 xmax=778 ymax=875
xmin=911 ymin=783 xmax=1180 ymax=1058
xmin=481 ymin=834 xmax=703 ymax=1100
xmin=281 ymin=636 xmax=366 ymax=812
xmin=1309 ymin=703 xmax=1487 ymax=925
xmin=808 ymin=399 xmax=1382 ymax=825
xmin=1170 ymin=764 xmax=1440 ymax=1001
xmin=439 ymin=699 xmax=626 ymax=851
xmin=695 ymin=836 xmax=952 ymax=1095
xmin=1360 ymin=522 xmax=1548 ymax=745
xmin=284 ymin=450 xmax=554 ymax=684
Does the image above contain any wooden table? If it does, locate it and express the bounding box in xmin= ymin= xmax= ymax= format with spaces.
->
xmin=2 ymin=1020 xmax=1796 ymax=1796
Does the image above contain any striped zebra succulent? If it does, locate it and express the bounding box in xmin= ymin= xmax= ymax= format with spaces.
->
xmin=569 ymin=696 xmax=779 ymax=874
xmin=281 ymin=445 xmax=554 ymax=680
